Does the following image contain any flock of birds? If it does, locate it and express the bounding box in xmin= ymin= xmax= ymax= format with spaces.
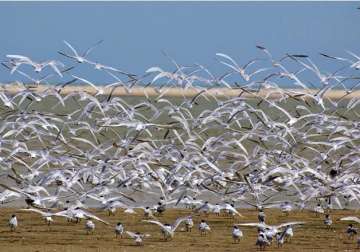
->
xmin=0 ymin=40 xmax=359 ymax=249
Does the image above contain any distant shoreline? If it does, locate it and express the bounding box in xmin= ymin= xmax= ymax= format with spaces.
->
xmin=0 ymin=83 xmax=359 ymax=99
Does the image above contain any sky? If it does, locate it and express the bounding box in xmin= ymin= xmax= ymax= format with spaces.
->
xmin=0 ymin=2 xmax=359 ymax=86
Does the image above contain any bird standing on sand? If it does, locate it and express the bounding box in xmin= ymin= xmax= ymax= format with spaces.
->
xmin=126 ymin=231 xmax=150 ymax=246
xmin=280 ymin=202 xmax=292 ymax=216
xmin=346 ymin=224 xmax=357 ymax=239
xmin=199 ymin=220 xmax=211 ymax=235
xmin=223 ymin=203 xmax=243 ymax=218
xmin=256 ymin=231 xmax=270 ymax=250
xmin=340 ymin=216 xmax=360 ymax=246
xmin=324 ymin=214 xmax=332 ymax=229
xmin=85 ymin=220 xmax=95 ymax=234
xmin=276 ymin=231 xmax=285 ymax=247
xmin=275 ymin=224 xmax=292 ymax=247
xmin=232 ymin=225 xmax=243 ymax=243
xmin=195 ymin=201 xmax=211 ymax=215
xmin=115 ymin=222 xmax=124 ymax=238
xmin=144 ymin=206 xmax=152 ymax=219
xmin=185 ymin=216 xmax=194 ymax=232
xmin=156 ymin=202 xmax=166 ymax=216
xmin=284 ymin=225 xmax=293 ymax=242
xmin=264 ymin=227 xmax=276 ymax=244
xmin=161 ymin=223 xmax=172 ymax=240
xmin=213 ymin=203 xmax=221 ymax=216
xmin=258 ymin=209 xmax=266 ymax=223
xmin=44 ymin=215 xmax=54 ymax=226
xmin=9 ymin=214 xmax=17 ymax=231
xmin=314 ymin=203 xmax=325 ymax=216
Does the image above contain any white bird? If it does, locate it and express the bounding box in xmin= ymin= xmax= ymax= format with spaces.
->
xmin=58 ymin=40 xmax=103 ymax=63
xmin=232 ymin=225 xmax=243 ymax=243
xmin=213 ymin=203 xmax=221 ymax=215
xmin=275 ymin=225 xmax=293 ymax=247
xmin=6 ymin=55 xmax=65 ymax=76
xmin=126 ymin=231 xmax=150 ymax=246
xmin=199 ymin=220 xmax=211 ymax=235
xmin=346 ymin=51 xmax=360 ymax=70
xmin=55 ymin=208 xmax=109 ymax=225
xmin=85 ymin=59 xmax=136 ymax=78
xmin=284 ymin=225 xmax=294 ymax=242
xmin=143 ymin=216 xmax=189 ymax=240
xmin=280 ymin=202 xmax=293 ymax=215
xmin=115 ymin=222 xmax=124 ymax=238
xmin=185 ymin=216 xmax=194 ymax=232
xmin=216 ymin=53 xmax=268 ymax=82
xmin=256 ymin=232 xmax=270 ymax=250
xmin=0 ymin=189 xmax=21 ymax=204
xmin=222 ymin=203 xmax=244 ymax=218
xmin=194 ymin=201 xmax=213 ymax=214
xmin=237 ymin=221 xmax=305 ymax=234
xmin=9 ymin=214 xmax=18 ymax=231
xmin=314 ymin=204 xmax=325 ymax=216
xmin=85 ymin=220 xmax=95 ymax=234
xmin=19 ymin=208 xmax=54 ymax=225
xmin=324 ymin=214 xmax=332 ymax=228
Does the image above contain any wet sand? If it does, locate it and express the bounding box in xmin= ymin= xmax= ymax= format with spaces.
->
xmin=0 ymin=83 xmax=359 ymax=99
xmin=0 ymin=208 xmax=359 ymax=252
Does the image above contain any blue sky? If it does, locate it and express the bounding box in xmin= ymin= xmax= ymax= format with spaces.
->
xmin=0 ymin=2 xmax=359 ymax=86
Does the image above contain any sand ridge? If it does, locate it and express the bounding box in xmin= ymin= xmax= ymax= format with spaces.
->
xmin=0 ymin=83 xmax=359 ymax=99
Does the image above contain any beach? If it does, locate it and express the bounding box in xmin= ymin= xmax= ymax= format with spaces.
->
xmin=0 ymin=208 xmax=358 ymax=252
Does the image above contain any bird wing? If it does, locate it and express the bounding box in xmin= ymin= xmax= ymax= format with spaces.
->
xmin=175 ymin=190 xmax=187 ymax=206
xmin=236 ymin=223 xmax=269 ymax=228
xmin=81 ymin=210 xmax=109 ymax=225
xmin=172 ymin=216 xmax=190 ymax=232
xmin=124 ymin=208 xmax=137 ymax=214
xmin=340 ymin=216 xmax=360 ymax=224
xmin=221 ymin=204 xmax=244 ymax=217
xmin=126 ymin=231 xmax=138 ymax=239
xmin=71 ymin=75 xmax=99 ymax=92
xmin=52 ymin=209 xmax=73 ymax=219
xmin=117 ymin=191 xmax=136 ymax=203
xmin=83 ymin=40 xmax=103 ymax=57
xmin=216 ymin=53 xmax=240 ymax=69
xmin=63 ymin=40 xmax=79 ymax=57
xmin=19 ymin=208 xmax=47 ymax=216
xmin=276 ymin=221 xmax=306 ymax=229
xmin=146 ymin=66 xmax=163 ymax=73
xmin=143 ymin=220 xmax=169 ymax=233
xmin=6 ymin=54 xmax=31 ymax=62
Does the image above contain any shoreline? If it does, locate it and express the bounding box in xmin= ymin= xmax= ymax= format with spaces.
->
xmin=0 ymin=83 xmax=359 ymax=99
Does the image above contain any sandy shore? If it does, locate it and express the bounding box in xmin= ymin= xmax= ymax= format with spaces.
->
xmin=0 ymin=208 xmax=357 ymax=251
xmin=0 ymin=83 xmax=359 ymax=99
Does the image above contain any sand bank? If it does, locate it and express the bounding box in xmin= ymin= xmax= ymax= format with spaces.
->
xmin=0 ymin=83 xmax=359 ymax=99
